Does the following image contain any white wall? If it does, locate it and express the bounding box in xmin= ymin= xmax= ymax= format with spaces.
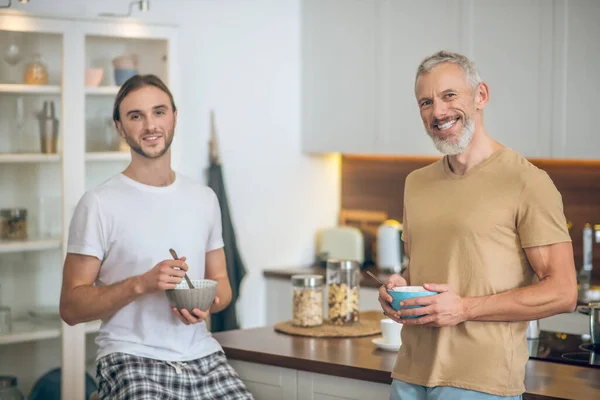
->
xmin=11 ymin=0 xmax=340 ymax=328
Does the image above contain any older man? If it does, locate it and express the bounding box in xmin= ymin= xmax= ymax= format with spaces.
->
xmin=379 ymin=50 xmax=577 ymax=399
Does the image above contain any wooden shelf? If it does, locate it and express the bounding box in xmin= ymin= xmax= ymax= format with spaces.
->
xmin=0 ymin=237 xmax=61 ymax=254
xmin=0 ymin=319 xmax=101 ymax=346
xmin=0 ymin=84 xmax=61 ymax=95
xmin=85 ymin=86 xmax=120 ymax=96
xmin=86 ymin=151 xmax=130 ymax=161
xmin=0 ymin=153 xmax=60 ymax=163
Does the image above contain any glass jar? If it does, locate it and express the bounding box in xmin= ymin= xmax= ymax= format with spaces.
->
xmin=326 ymin=259 xmax=360 ymax=325
xmin=0 ymin=376 xmax=24 ymax=400
xmin=23 ymin=53 xmax=48 ymax=85
xmin=291 ymin=274 xmax=324 ymax=327
xmin=0 ymin=284 xmax=10 ymax=335
xmin=0 ymin=209 xmax=27 ymax=240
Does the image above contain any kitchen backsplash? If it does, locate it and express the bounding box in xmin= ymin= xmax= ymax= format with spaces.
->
xmin=341 ymin=155 xmax=600 ymax=283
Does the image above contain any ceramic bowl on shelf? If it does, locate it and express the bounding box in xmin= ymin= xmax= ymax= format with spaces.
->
xmin=165 ymin=279 xmax=217 ymax=312
xmin=387 ymin=286 xmax=438 ymax=318
xmin=112 ymin=54 xmax=138 ymax=70
xmin=85 ymin=68 xmax=104 ymax=87
xmin=114 ymin=69 xmax=138 ymax=85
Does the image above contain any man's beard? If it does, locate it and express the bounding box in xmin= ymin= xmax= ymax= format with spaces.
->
xmin=426 ymin=115 xmax=474 ymax=156
xmin=123 ymin=128 xmax=175 ymax=159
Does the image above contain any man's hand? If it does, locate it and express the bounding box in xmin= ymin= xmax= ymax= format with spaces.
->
xmin=397 ymin=283 xmax=467 ymax=327
xmin=172 ymin=296 xmax=220 ymax=325
xmin=138 ymin=257 xmax=189 ymax=293
xmin=378 ymin=273 xmax=407 ymax=323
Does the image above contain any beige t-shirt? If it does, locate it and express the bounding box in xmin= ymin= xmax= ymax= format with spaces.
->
xmin=393 ymin=147 xmax=571 ymax=396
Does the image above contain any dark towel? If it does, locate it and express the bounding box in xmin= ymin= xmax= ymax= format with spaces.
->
xmin=208 ymin=161 xmax=247 ymax=332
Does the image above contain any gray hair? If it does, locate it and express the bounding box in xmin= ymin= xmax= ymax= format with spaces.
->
xmin=415 ymin=50 xmax=482 ymax=92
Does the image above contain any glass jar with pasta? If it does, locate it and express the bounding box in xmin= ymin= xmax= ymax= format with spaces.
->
xmin=291 ymin=274 xmax=324 ymax=327
xmin=326 ymin=259 xmax=360 ymax=325
xmin=0 ymin=208 xmax=28 ymax=240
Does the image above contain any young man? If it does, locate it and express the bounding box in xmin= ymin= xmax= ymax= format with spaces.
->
xmin=378 ymin=51 xmax=577 ymax=399
xmin=59 ymin=75 xmax=253 ymax=399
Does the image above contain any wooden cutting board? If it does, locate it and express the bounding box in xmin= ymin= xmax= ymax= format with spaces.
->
xmin=274 ymin=310 xmax=383 ymax=338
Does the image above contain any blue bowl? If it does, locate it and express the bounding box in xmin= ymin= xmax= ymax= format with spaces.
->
xmin=114 ymin=69 xmax=138 ymax=85
xmin=387 ymin=286 xmax=438 ymax=319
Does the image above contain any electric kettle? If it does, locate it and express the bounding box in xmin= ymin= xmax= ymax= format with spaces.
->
xmin=376 ymin=220 xmax=404 ymax=273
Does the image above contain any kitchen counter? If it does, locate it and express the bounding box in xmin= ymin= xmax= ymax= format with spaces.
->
xmin=214 ymin=319 xmax=600 ymax=400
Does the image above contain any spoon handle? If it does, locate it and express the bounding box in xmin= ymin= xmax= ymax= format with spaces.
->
xmin=366 ymin=270 xmax=386 ymax=287
xmin=169 ymin=248 xmax=195 ymax=289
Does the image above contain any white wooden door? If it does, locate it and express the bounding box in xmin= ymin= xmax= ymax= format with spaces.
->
xmin=301 ymin=0 xmax=379 ymax=154
xmin=297 ymin=370 xmax=391 ymax=400
xmin=551 ymin=0 xmax=600 ymax=159
xmin=266 ymin=277 xmax=293 ymax=325
xmin=468 ymin=0 xmax=554 ymax=158
xmin=229 ymin=359 xmax=298 ymax=400
xmin=377 ymin=0 xmax=463 ymax=156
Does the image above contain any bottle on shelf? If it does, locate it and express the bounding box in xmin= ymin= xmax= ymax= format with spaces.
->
xmin=23 ymin=53 xmax=48 ymax=85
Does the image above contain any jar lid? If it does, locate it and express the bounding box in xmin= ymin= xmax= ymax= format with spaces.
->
xmin=291 ymin=274 xmax=323 ymax=288
xmin=326 ymin=259 xmax=360 ymax=270
xmin=0 ymin=376 xmax=17 ymax=389
xmin=0 ymin=208 xmax=27 ymax=218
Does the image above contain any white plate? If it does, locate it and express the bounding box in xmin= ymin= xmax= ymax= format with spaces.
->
xmin=372 ymin=337 xmax=401 ymax=352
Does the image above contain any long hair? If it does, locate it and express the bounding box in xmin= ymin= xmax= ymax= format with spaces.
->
xmin=113 ymin=74 xmax=177 ymax=122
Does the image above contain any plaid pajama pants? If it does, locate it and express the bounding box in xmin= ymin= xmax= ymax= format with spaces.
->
xmin=96 ymin=351 xmax=254 ymax=399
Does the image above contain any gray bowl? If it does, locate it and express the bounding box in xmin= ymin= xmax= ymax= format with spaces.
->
xmin=165 ymin=279 xmax=217 ymax=311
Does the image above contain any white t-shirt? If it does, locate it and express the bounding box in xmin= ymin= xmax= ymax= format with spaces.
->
xmin=67 ymin=172 xmax=225 ymax=362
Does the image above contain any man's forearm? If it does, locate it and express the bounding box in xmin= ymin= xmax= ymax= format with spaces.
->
xmin=463 ymin=276 xmax=577 ymax=322
xmin=210 ymin=277 xmax=232 ymax=313
xmin=61 ymin=276 xmax=144 ymax=325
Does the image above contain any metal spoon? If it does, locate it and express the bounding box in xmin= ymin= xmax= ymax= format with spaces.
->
xmin=169 ymin=248 xmax=195 ymax=289
xmin=366 ymin=270 xmax=387 ymax=287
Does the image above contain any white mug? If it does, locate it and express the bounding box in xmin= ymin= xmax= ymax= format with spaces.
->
xmin=381 ymin=318 xmax=402 ymax=345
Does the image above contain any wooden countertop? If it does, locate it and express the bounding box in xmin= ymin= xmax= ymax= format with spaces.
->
xmin=213 ymin=319 xmax=600 ymax=400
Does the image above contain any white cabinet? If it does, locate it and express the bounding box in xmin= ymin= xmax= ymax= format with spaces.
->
xmin=301 ymin=0 xmax=599 ymax=159
xmin=378 ymin=0 xmax=463 ymax=156
xmin=298 ymin=371 xmax=390 ymax=400
xmin=229 ymin=359 xmax=391 ymax=400
xmin=468 ymin=0 xmax=554 ymax=158
xmin=0 ymin=11 xmax=178 ymax=400
xmin=229 ymin=360 xmax=298 ymax=400
xmin=539 ymin=312 xmax=588 ymax=336
xmin=551 ymin=0 xmax=600 ymax=159
xmin=301 ymin=0 xmax=379 ymax=154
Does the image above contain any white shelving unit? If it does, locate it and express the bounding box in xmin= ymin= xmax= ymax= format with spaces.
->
xmin=0 ymin=153 xmax=60 ymax=163
xmin=0 ymin=319 xmax=101 ymax=346
xmin=85 ymin=86 xmax=120 ymax=96
xmin=0 ymin=83 xmax=61 ymax=94
xmin=85 ymin=151 xmax=130 ymax=162
xmin=0 ymin=238 xmax=61 ymax=253
xmin=0 ymin=11 xmax=178 ymax=400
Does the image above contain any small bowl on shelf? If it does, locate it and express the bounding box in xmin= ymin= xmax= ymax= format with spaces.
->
xmin=114 ymin=69 xmax=138 ymax=86
xmin=85 ymin=68 xmax=104 ymax=87
xmin=165 ymin=279 xmax=217 ymax=311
